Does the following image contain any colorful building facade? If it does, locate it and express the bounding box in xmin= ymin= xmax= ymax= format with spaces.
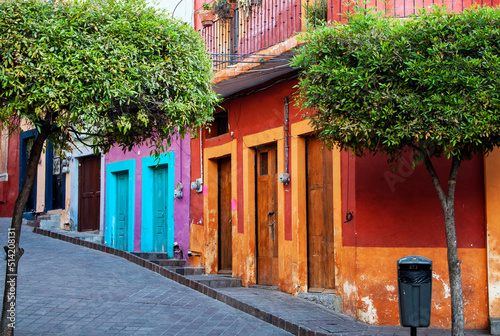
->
xmin=190 ymin=0 xmax=500 ymax=331
xmin=103 ymin=138 xmax=191 ymax=255
xmin=101 ymin=0 xmax=196 ymax=255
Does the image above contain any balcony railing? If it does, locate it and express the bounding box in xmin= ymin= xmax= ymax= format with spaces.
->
xmin=201 ymin=0 xmax=500 ymax=71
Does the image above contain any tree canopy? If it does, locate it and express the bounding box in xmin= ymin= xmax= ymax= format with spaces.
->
xmin=293 ymin=6 xmax=500 ymax=335
xmin=293 ymin=6 xmax=500 ymax=164
xmin=0 ymin=1 xmax=217 ymax=334
xmin=0 ymin=0 xmax=218 ymax=153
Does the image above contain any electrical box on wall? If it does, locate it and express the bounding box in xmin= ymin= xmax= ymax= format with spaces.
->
xmin=190 ymin=178 xmax=203 ymax=193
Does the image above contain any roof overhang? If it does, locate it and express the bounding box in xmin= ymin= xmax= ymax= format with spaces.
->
xmin=211 ymin=36 xmax=304 ymax=99
xmin=213 ymin=52 xmax=298 ymax=98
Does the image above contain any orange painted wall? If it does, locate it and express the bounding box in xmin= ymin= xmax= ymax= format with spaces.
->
xmin=190 ymin=77 xmax=491 ymax=329
xmin=348 ymin=247 xmax=488 ymax=328
xmin=341 ymin=152 xmax=488 ymax=328
xmin=484 ymin=150 xmax=500 ymax=320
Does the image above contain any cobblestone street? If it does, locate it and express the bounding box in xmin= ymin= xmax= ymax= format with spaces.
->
xmin=0 ymin=218 xmax=291 ymax=336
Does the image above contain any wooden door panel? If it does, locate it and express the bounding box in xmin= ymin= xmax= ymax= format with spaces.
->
xmin=256 ymin=144 xmax=278 ymax=286
xmin=78 ymin=155 xmax=101 ymax=232
xmin=218 ymin=157 xmax=232 ymax=272
xmin=307 ymin=136 xmax=335 ymax=290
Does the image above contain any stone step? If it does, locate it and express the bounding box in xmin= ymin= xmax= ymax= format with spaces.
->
xmin=298 ymin=291 xmax=342 ymax=312
xmin=186 ymin=274 xmax=242 ymax=288
xmin=169 ymin=267 xmax=205 ymax=276
xmin=151 ymin=259 xmax=186 ymax=267
xmin=131 ymin=252 xmax=170 ymax=260
xmin=78 ymin=235 xmax=104 ymax=244
xmin=249 ymin=284 xmax=279 ymax=291
xmin=39 ymin=214 xmax=61 ymax=231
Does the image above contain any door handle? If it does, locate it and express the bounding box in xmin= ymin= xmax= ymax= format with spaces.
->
xmin=269 ymin=222 xmax=275 ymax=240
xmin=267 ymin=211 xmax=274 ymax=216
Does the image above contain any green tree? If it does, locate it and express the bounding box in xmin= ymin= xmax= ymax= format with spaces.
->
xmin=293 ymin=6 xmax=500 ymax=335
xmin=0 ymin=0 xmax=217 ymax=334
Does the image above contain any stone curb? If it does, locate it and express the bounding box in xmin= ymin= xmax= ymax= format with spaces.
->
xmin=32 ymin=227 xmax=329 ymax=336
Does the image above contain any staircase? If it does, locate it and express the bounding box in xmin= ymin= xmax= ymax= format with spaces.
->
xmin=131 ymin=252 xmax=242 ymax=288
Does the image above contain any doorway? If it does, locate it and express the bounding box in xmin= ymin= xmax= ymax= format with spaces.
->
xmin=78 ymin=155 xmax=101 ymax=232
xmin=115 ymin=171 xmax=129 ymax=251
xmin=152 ymin=165 xmax=168 ymax=252
xmin=306 ymin=136 xmax=335 ymax=291
xmin=256 ymin=144 xmax=278 ymax=286
xmin=218 ymin=157 xmax=232 ymax=273
xmin=45 ymin=144 xmax=65 ymax=211
xmin=19 ymin=130 xmax=37 ymax=217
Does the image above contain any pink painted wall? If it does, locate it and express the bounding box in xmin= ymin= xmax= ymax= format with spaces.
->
xmin=104 ymin=136 xmax=191 ymax=256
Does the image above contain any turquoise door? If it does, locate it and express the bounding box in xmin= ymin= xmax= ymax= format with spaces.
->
xmin=153 ymin=166 xmax=168 ymax=252
xmin=116 ymin=172 xmax=129 ymax=251
xmin=141 ymin=153 xmax=174 ymax=255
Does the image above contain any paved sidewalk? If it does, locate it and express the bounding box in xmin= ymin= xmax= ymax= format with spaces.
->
xmin=0 ymin=218 xmax=291 ymax=336
xmin=1 ymin=217 xmax=491 ymax=335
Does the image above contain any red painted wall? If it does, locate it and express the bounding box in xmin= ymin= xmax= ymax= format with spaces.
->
xmin=190 ymin=78 xmax=301 ymax=232
xmin=190 ymin=134 xmax=203 ymax=226
xmin=346 ymin=153 xmax=485 ymax=248
xmin=0 ymin=134 xmax=20 ymax=217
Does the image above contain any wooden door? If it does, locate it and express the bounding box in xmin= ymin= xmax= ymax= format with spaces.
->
xmin=153 ymin=166 xmax=168 ymax=252
xmin=78 ymin=155 xmax=101 ymax=232
xmin=306 ymin=136 xmax=335 ymax=291
xmin=115 ymin=172 xmax=129 ymax=251
xmin=256 ymin=144 xmax=278 ymax=286
xmin=218 ymin=157 xmax=232 ymax=272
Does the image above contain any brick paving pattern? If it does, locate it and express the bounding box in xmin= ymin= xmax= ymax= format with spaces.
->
xmin=0 ymin=218 xmax=290 ymax=336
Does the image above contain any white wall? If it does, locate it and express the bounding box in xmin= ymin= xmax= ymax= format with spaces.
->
xmin=151 ymin=0 xmax=194 ymax=26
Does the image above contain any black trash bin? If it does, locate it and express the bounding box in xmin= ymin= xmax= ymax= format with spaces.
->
xmin=397 ymin=255 xmax=432 ymax=329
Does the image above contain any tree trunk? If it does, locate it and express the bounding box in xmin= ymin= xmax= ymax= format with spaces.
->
xmin=423 ymin=155 xmax=464 ymax=336
xmin=0 ymin=125 xmax=51 ymax=336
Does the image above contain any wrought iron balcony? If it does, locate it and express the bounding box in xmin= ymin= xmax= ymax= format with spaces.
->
xmin=200 ymin=0 xmax=500 ymax=71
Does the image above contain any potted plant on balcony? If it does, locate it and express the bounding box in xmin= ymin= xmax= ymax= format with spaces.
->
xmin=198 ymin=2 xmax=215 ymax=27
xmin=213 ymin=0 xmax=235 ymax=19
xmin=238 ymin=0 xmax=261 ymax=17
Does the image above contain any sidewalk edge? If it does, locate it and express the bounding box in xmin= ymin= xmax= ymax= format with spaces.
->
xmin=32 ymin=227 xmax=328 ymax=336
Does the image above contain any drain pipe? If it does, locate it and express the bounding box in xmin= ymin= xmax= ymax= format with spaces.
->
xmin=200 ymin=126 xmax=203 ymax=184
xmin=279 ymin=97 xmax=291 ymax=185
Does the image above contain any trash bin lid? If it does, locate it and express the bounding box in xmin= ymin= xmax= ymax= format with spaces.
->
xmin=398 ymin=255 xmax=432 ymax=265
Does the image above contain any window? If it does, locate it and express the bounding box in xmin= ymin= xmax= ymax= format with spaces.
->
xmin=206 ymin=111 xmax=229 ymax=139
